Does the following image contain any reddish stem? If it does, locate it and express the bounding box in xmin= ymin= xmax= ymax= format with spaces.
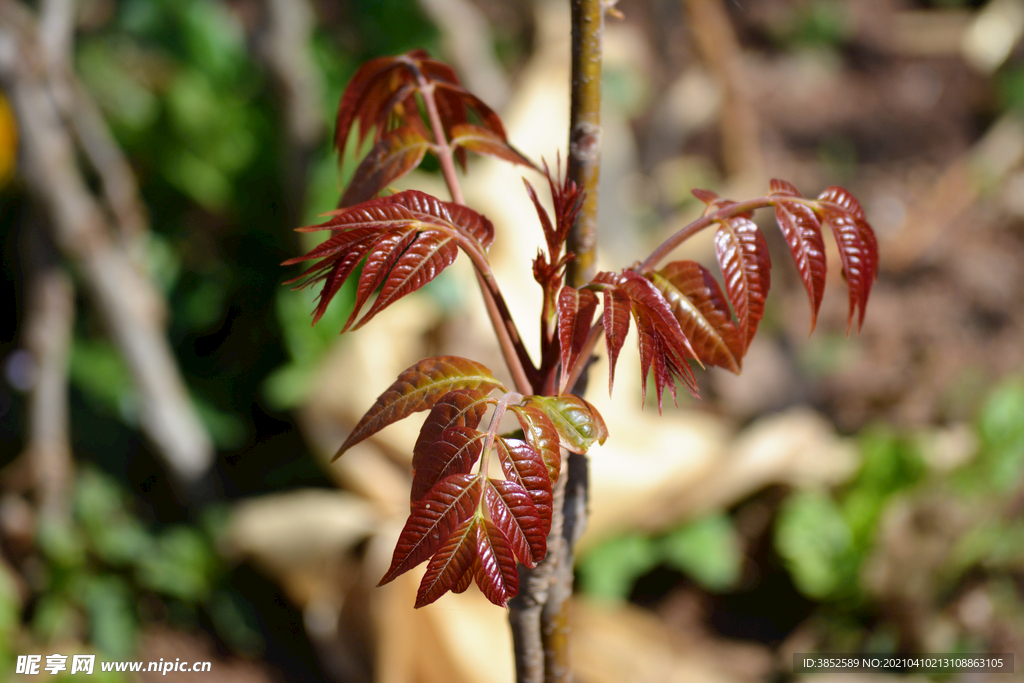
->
xmin=415 ymin=70 xmax=537 ymax=394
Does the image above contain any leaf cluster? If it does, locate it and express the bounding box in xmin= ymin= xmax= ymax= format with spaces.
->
xmin=284 ymin=50 xmax=879 ymax=608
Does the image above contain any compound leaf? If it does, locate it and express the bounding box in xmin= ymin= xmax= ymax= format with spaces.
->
xmin=286 ymin=190 xmax=494 ymax=329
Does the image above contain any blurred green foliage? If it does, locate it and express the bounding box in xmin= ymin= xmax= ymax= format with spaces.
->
xmin=1 ymin=0 xmax=442 ymax=670
xmin=26 ymin=468 xmax=220 ymax=661
xmin=577 ymin=512 xmax=742 ymax=600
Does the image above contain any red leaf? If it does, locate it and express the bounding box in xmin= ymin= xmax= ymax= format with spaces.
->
xmin=334 ymin=56 xmax=418 ymax=160
xmin=557 ymin=286 xmax=599 ymax=393
xmin=509 ymin=404 xmax=561 ymax=484
xmin=451 ymin=558 xmax=478 ymax=594
xmin=651 ymin=262 xmax=743 ymax=373
xmin=521 ymin=395 xmax=608 ymax=455
xmin=714 ymin=216 xmax=771 ymax=352
xmin=691 ymin=188 xmax=719 ymax=205
xmin=411 ymin=425 xmax=485 ymax=507
xmin=449 ymin=123 xmax=535 ymax=168
xmin=770 ymin=180 xmax=827 ymax=332
xmin=336 ymin=356 xmax=504 ymax=459
xmin=618 ymin=271 xmax=700 ymax=410
xmin=601 ymin=286 xmax=631 ymax=395
xmin=352 ymin=229 xmax=458 ymax=330
xmin=382 ymin=473 xmax=482 ymax=586
xmin=339 ymin=123 xmax=435 ymax=208
xmin=415 ymin=515 xmax=478 ymax=608
xmin=495 ymin=436 xmax=553 ymax=536
xmin=287 ymin=190 xmax=494 ymax=328
xmin=817 ymin=186 xmax=878 ymax=332
xmin=413 ymin=389 xmax=492 ymax=460
xmin=434 ymin=81 xmax=508 ymax=141
xmin=485 ymin=478 xmax=545 ymax=567
xmin=385 ymin=189 xmax=495 ymax=249
xmin=692 ymin=188 xmax=754 ymax=218
xmin=344 ymin=229 xmax=419 ymax=331
xmin=473 ymin=518 xmax=519 ymax=607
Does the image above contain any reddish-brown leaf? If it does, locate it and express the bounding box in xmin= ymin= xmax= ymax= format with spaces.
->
xmin=415 ymin=515 xmax=478 ymax=608
xmin=451 ymin=558 xmax=478 ymax=594
xmin=495 ymin=436 xmax=553 ymax=536
xmin=473 ymin=517 xmax=519 ymax=607
xmin=691 ymin=188 xmax=719 ymax=205
xmin=714 ymin=216 xmax=771 ymax=352
xmin=521 ymin=395 xmax=608 ymax=455
xmin=557 ymin=286 xmax=599 ymax=394
xmin=334 ymin=55 xmax=418 ymax=160
xmin=336 ymin=356 xmax=504 ymax=459
xmin=287 ymin=191 xmax=494 ymax=329
xmin=508 ymin=404 xmax=561 ymax=484
xmin=618 ymin=271 xmax=700 ymax=409
xmin=353 ymin=229 xmax=459 ymax=330
xmin=484 ymin=478 xmax=545 ymax=567
xmin=339 ymin=123 xmax=435 ymax=208
xmin=381 ymin=473 xmax=482 ymax=586
xmin=817 ymin=186 xmax=878 ymax=332
xmin=282 ymin=229 xmax=379 ymax=325
xmin=449 ymin=123 xmax=535 ymax=168
xmin=770 ymin=180 xmax=827 ymax=332
xmin=601 ymin=285 xmax=631 ymax=395
xmin=344 ymin=229 xmax=419 ymax=331
xmin=651 ymin=262 xmax=743 ymax=373
xmin=385 ymin=189 xmax=495 ymax=250
xmin=692 ymin=188 xmax=753 ymax=218
xmin=411 ymin=425 xmax=485 ymax=507
xmin=434 ymin=81 xmax=508 ymax=141
xmin=413 ymin=389 xmax=491 ymax=460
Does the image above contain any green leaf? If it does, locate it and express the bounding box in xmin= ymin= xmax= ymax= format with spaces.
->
xmin=82 ymin=575 xmax=137 ymax=658
xmin=775 ymin=490 xmax=855 ymax=599
xmin=660 ymin=514 xmax=742 ymax=591
xmin=577 ymin=534 xmax=660 ymax=600
xmin=521 ymin=395 xmax=608 ymax=455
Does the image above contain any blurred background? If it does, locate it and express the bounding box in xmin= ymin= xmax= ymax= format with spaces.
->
xmin=1 ymin=0 xmax=1023 ymax=681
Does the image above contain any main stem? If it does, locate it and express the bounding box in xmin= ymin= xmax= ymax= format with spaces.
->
xmin=510 ymin=3 xmax=606 ymax=683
